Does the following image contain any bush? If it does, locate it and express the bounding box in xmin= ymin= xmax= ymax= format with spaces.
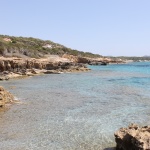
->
xmin=0 ymin=34 xmax=101 ymax=58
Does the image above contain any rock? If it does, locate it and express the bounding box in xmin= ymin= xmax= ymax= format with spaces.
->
xmin=62 ymin=54 xmax=124 ymax=65
xmin=0 ymin=86 xmax=14 ymax=107
xmin=31 ymin=69 xmax=38 ymax=74
xmin=114 ymin=124 xmax=150 ymax=150
xmin=0 ymin=56 xmax=90 ymax=79
xmin=77 ymin=57 xmax=89 ymax=63
xmin=62 ymin=54 xmax=78 ymax=62
xmin=44 ymin=70 xmax=62 ymax=74
xmin=101 ymin=62 xmax=108 ymax=65
xmin=0 ymin=60 xmax=5 ymax=71
xmin=62 ymin=54 xmax=90 ymax=63
xmin=0 ymin=75 xmax=9 ymax=80
xmin=89 ymin=61 xmax=108 ymax=65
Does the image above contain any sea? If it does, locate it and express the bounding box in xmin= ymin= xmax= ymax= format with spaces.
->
xmin=0 ymin=62 xmax=150 ymax=150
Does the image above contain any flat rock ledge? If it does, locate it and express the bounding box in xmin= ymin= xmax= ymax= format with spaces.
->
xmin=0 ymin=56 xmax=90 ymax=80
xmin=0 ymin=86 xmax=14 ymax=108
xmin=114 ymin=124 xmax=150 ymax=150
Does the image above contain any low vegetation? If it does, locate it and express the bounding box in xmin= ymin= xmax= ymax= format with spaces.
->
xmin=0 ymin=35 xmax=101 ymax=58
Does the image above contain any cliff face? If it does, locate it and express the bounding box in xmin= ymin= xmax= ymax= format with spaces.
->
xmin=62 ymin=54 xmax=124 ymax=64
xmin=114 ymin=124 xmax=150 ymax=150
xmin=0 ymin=56 xmax=90 ymax=80
xmin=0 ymin=86 xmax=14 ymax=107
xmin=0 ymin=57 xmax=88 ymax=72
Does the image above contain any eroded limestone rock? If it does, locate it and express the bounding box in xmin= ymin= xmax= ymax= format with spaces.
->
xmin=114 ymin=124 xmax=150 ymax=150
xmin=0 ymin=56 xmax=90 ymax=80
xmin=0 ymin=86 xmax=14 ymax=107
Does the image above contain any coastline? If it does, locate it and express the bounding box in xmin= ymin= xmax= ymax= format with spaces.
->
xmin=0 ymin=61 xmax=149 ymax=149
xmin=0 ymin=55 xmax=91 ymax=80
xmin=0 ymin=54 xmax=126 ymax=80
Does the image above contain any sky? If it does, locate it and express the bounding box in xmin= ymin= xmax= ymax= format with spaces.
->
xmin=0 ymin=0 xmax=150 ymax=56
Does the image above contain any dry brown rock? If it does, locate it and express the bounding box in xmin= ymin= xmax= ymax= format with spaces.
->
xmin=62 ymin=54 xmax=124 ymax=65
xmin=0 ymin=86 xmax=14 ymax=107
xmin=76 ymin=57 xmax=90 ymax=63
xmin=0 ymin=60 xmax=5 ymax=71
xmin=114 ymin=124 xmax=150 ymax=150
xmin=0 ymin=56 xmax=90 ymax=80
xmin=62 ymin=54 xmax=78 ymax=62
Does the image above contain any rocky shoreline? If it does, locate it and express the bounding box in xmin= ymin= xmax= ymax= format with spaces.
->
xmin=0 ymin=55 xmax=90 ymax=80
xmin=0 ymin=54 xmax=125 ymax=80
xmin=62 ymin=54 xmax=125 ymax=65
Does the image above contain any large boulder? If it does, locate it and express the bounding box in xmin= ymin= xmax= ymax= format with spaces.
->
xmin=114 ymin=124 xmax=150 ymax=150
xmin=0 ymin=86 xmax=14 ymax=107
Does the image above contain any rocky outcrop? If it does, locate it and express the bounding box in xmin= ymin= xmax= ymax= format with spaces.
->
xmin=0 ymin=56 xmax=90 ymax=80
xmin=114 ymin=124 xmax=150 ymax=150
xmin=76 ymin=57 xmax=90 ymax=63
xmin=0 ymin=86 xmax=14 ymax=107
xmin=0 ymin=54 xmax=124 ymax=80
xmin=89 ymin=61 xmax=108 ymax=65
xmin=62 ymin=54 xmax=124 ymax=65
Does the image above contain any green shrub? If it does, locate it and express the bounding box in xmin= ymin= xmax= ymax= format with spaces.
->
xmin=0 ymin=34 xmax=101 ymax=58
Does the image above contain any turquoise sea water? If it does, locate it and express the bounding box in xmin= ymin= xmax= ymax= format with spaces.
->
xmin=0 ymin=62 xmax=150 ymax=150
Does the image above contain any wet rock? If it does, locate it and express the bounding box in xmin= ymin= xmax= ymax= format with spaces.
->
xmin=34 ymin=62 xmax=42 ymax=69
xmin=114 ymin=124 xmax=150 ymax=150
xmin=46 ymin=62 xmax=59 ymax=70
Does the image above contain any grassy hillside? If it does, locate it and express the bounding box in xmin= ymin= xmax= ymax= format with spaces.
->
xmin=0 ymin=35 xmax=101 ymax=58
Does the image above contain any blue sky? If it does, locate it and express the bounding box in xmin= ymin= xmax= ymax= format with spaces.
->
xmin=1 ymin=0 xmax=150 ymax=56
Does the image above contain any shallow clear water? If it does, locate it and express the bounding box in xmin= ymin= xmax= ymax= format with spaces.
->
xmin=0 ymin=62 xmax=150 ymax=150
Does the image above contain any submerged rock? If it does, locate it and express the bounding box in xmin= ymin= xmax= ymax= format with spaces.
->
xmin=0 ymin=86 xmax=14 ymax=107
xmin=114 ymin=124 xmax=150 ymax=150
